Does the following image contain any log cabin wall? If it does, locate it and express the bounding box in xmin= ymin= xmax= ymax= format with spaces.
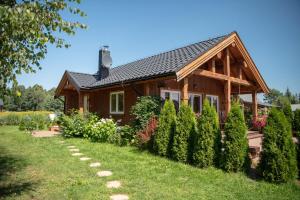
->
xmin=88 ymin=84 xmax=143 ymax=124
xmin=65 ymin=91 xmax=79 ymax=112
xmin=83 ymin=75 xmax=227 ymax=125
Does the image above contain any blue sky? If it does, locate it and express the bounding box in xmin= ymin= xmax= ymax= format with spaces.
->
xmin=18 ymin=0 xmax=300 ymax=94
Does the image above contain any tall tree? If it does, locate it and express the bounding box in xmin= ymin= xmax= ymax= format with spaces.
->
xmin=0 ymin=0 xmax=86 ymax=96
xmin=263 ymin=89 xmax=282 ymax=105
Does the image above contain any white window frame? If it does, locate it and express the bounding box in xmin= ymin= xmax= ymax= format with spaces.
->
xmin=160 ymin=89 xmax=181 ymax=103
xmin=206 ymin=95 xmax=219 ymax=113
xmin=189 ymin=92 xmax=202 ymax=113
xmin=110 ymin=91 xmax=124 ymax=114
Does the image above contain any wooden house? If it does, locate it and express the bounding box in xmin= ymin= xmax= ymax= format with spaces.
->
xmin=55 ymin=32 xmax=269 ymax=124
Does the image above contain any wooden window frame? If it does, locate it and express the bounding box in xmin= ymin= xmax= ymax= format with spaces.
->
xmin=110 ymin=91 xmax=124 ymax=114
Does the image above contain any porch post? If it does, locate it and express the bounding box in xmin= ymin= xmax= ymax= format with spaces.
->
xmin=181 ymin=77 xmax=189 ymax=104
xmin=144 ymin=83 xmax=150 ymax=96
xmin=224 ymin=48 xmax=231 ymax=115
xmin=252 ymin=90 xmax=258 ymax=121
xmin=78 ymin=92 xmax=84 ymax=113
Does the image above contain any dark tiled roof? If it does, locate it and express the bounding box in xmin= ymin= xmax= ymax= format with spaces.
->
xmin=68 ymin=33 xmax=231 ymax=89
xmin=68 ymin=71 xmax=98 ymax=88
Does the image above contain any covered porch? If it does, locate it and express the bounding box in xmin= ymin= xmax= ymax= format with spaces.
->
xmin=174 ymin=37 xmax=269 ymax=124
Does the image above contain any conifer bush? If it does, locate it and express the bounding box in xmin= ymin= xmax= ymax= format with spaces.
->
xmin=293 ymin=109 xmax=300 ymax=135
xmin=221 ymin=102 xmax=248 ymax=172
xmin=282 ymin=102 xmax=293 ymax=129
xmin=171 ymin=102 xmax=196 ymax=163
xmin=153 ymin=99 xmax=176 ymax=157
xmin=192 ymin=99 xmax=221 ymax=167
xmin=260 ymin=108 xmax=298 ymax=183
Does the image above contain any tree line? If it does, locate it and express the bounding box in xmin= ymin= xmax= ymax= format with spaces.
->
xmin=2 ymin=84 xmax=63 ymax=112
xmin=264 ymin=88 xmax=300 ymax=106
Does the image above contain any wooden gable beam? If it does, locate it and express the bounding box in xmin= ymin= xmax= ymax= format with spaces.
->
xmin=192 ymin=69 xmax=252 ymax=86
xmin=176 ymin=32 xmax=269 ymax=93
xmin=55 ymin=71 xmax=81 ymax=97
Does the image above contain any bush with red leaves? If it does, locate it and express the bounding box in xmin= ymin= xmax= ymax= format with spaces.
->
xmin=137 ymin=116 xmax=158 ymax=149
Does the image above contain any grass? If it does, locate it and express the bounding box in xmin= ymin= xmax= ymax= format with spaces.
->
xmin=0 ymin=126 xmax=299 ymax=200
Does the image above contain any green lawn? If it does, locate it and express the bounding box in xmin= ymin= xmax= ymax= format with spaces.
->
xmin=0 ymin=126 xmax=299 ymax=200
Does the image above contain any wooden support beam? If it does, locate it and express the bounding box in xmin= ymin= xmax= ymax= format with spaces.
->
xmin=225 ymin=48 xmax=231 ymax=115
xmin=181 ymin=77 xmax=189 ymax=104
xmin=144 ymin=83 xmax=150 ymax=96
xmin=78 ymin=92 xmax=83 ymax=113
xmin=224 ymin=80 xmax=231 ymax=115
xmin=193 ymin=69 xmax=252 ymax=86
xmin=239 ymin=67 xmax=242 ymax=79
xmin=212 ymin=58 xmax=216 ymax=73
xmin=252 ymin=91 xmax=258 ymax=121
xmin=217 ymin=51 xmax=222 ymax=59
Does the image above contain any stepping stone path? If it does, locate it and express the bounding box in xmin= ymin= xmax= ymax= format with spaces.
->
xmin=72 ymin=153 xmax=83 ymax=156
xmin=97 ymin=170 xmax=112 ymax=177
xmin=80 ymin=157 xmax=91 ymax=161
xmin=110 ymin=194 xmax=129 ymax=200
xmin=89 ymin=162 xmax=101 ymax=167
xmin=106 ymin=181 xmax=121 ymax=188
xmin=60 ymin=144 xmax=129 ymax=199
xmin=69 ymin=148 xmax=80 ymax=152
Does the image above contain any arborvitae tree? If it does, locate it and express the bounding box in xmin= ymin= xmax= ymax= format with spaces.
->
xmin=153 ymin=99 xmax=176 ymax=157
xmin=222 ymin=102 xmax=248 ymax=172
xmin=293 ymin=109 xmax=300 ymax=134
xmin=171 ymin=102 xmax=196 ymax=162
xmin=282 ymin=102 xmax=293 ymax=127
xmin=192 ymin=99 xmax=221 ymax=168
xmin=260 ymin=108 xmax=298 ymax=183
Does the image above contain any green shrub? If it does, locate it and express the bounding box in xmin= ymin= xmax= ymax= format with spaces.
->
xmin=171 ymin=102 xmax=196 ymax=163
xmin=153 ymin=99 xmax=176 ymax=157
xmin=130 ymin=96 xmax=160 ymax=131
xmin=282 ymin=103 xmax=293 ymax=128
xmin=221 ymin=102 xmax=248 ymax=172
xmin=18 ymin=113 xmax=50 ymax=132
xmin=293 ymin=109 xmax=300 ymax=134
xmin=58 ymin=112 xmax=86 ymax=138
xmin=87 ymin=118 xmax=117 ymax=142
xmin=260 ymin=108 xmax=298 ymax=183
xmin=110 ymin=125 xmax=136 ymax=146
xmin=192 ymin=99 xmax=221 ymax=168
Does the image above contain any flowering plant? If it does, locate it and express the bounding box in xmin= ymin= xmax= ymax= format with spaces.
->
xmin=87 ymin=118 xmax=117 ymax=142
xmin=252 ymin=115 xmax=267 ymax=132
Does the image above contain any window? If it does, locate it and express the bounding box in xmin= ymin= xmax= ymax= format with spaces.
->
xmin=189 ymin=93 xmax=202 ymax=113
xmin=206 ymin=95 xmax=219 ymax=113
xmin=83 ymin=95 xmax=89 ymax=112
xmin=160 ymin=89 xmax=180 ymax=110
xmin=110 ymin=91 xmax=124 ymax=114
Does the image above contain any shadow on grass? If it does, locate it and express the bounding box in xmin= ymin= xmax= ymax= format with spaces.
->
xmin=0 ymin=146 xmax=37 ymax=198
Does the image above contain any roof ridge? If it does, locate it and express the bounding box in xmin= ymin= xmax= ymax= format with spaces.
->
xmin=110 ymin=33 xmax=232 ymax=71
xmin=67 ymin=70 xmax=96 ymax=76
